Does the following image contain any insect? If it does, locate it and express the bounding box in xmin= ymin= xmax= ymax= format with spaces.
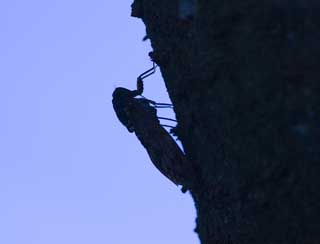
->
xmin=112 ymin=62 xmax=175 ymax=131
xmin=112 ymin=63 xmax=189 ymax=191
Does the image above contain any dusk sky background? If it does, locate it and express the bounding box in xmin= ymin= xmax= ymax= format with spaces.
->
xmin=0 ymin=1 xmax=198 ymax=244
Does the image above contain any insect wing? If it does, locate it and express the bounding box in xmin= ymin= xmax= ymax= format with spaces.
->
xmin=129 ymin=101 xmax=186 ymax=185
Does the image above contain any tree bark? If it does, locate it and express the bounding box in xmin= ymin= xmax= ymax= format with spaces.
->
xmin=131 ymin=0 xmax=320 ymax=243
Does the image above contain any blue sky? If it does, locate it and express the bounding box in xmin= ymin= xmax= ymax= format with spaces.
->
xmin=0 ymin=1 xmax=198 ymax=243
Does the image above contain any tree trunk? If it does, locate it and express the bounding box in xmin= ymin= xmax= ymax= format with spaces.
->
xmin=131 ymin=0 xmax=320 ymax=243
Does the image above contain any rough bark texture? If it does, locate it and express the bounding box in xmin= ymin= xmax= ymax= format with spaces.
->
xmin=131 ymin=1 xmax=320 ymax=243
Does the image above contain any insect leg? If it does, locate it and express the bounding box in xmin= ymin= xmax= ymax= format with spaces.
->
xmin=136 ymin=77 xmax=144 ymax=95
xmin=137 ymin=62 xmax=157 ymax=81
xmin=155 ymin=102 xmax=173 ymax=106
xmin=154 ymin=105 xmax=173 ymax=109
xmin=161 ymin=124 xmax=176 ymax=129
xmin=158 ymin=117 xmax=177 ymax=122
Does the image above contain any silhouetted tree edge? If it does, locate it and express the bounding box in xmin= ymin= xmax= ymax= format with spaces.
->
xmin=129 ymin=1 xmax=320 ymax=243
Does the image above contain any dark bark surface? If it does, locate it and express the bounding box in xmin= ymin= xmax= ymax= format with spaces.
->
xmin=131 ymin=1 xmax=320 ymax=243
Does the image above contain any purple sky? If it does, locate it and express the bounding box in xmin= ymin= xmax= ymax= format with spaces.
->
xmin=0 ymin=1 xmax=198 ymax=243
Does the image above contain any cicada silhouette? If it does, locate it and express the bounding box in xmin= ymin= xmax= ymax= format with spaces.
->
xmin=112 ymin=63 xmax=189 ymax=191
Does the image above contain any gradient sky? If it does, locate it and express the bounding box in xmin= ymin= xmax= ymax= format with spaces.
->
xmin=0 ymin=1 xmax=198 ymax=244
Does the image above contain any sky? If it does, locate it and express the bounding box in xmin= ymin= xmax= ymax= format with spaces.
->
xmin=0 ymin=1 xmax=198 ymax=244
